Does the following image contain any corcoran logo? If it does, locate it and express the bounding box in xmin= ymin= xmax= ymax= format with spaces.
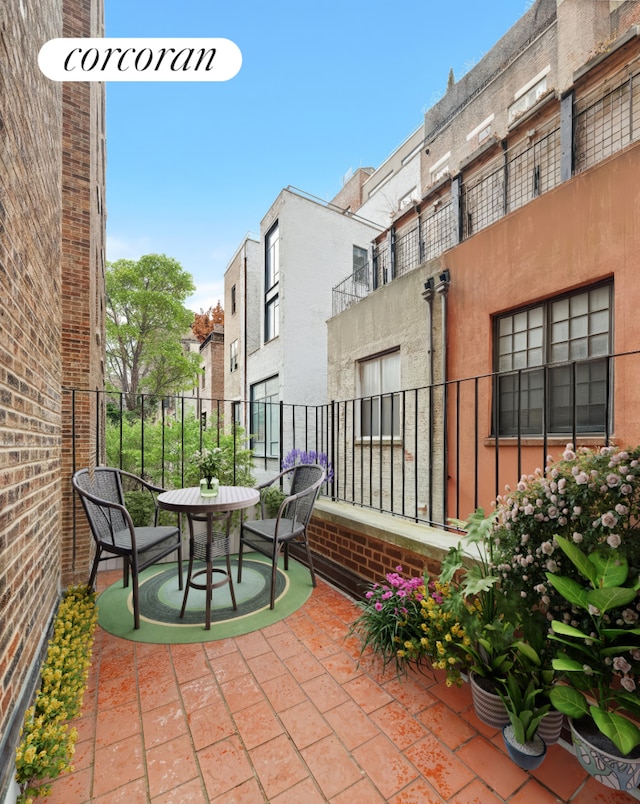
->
xmin=38 ymin=38 xmax=242 ymax=82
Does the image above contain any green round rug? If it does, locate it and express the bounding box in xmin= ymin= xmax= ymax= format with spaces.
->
xmin=97 ymin=554 xmax=313 ymax=644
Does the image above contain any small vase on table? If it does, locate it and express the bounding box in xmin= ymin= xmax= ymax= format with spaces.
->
xmin=200 ymin=477 xmax=220 ymax=497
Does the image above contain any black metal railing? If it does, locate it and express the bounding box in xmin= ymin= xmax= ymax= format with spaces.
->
xmin=331 ymin=57 xmax=640 ymax=314
xmin=66 ymin=351 xmax=637 ymax=558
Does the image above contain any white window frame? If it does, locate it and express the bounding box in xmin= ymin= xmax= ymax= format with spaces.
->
xmin=357 ymin=350 xmax=401 ymax=440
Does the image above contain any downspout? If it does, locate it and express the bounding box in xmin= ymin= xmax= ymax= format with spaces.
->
xmin=243 ymin=243 xmax=248 ymax=426
xmin=422 ymin=277 xmax=435 ymax=523
xmin=435 ymin=269 xmax=451 ymax=528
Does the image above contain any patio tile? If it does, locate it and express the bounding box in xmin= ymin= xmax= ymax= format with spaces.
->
xmin=188 ymin=700 xmax=236 ymax=750
xmin=320 ymin=649 xmax=362 ymax=684
xmin=266 ymin=627 xmax=306 ymax=659
xmin=146 ymin=732 xmax=199 ymax=798
xmin=430 ymin=677 xmax=474 ymax=713
xmin=211 ymin=777 xmax=265 ymax=802
xmin=508 ymin=777 xmax=567 ymax=803
xmin=278 ymin=699 xmax=332 ymax=750
xmin=323 ymin=699 xmax=381 ymax=750
xmin=455 ymin=735 xmax=527 ymax=799
xmin=203 ymin=636 xmax=237 ymax=660
xmin=260 ymin=670 xmax=308 ymax=713
xmin=352 ymin=733 xmax=420 ymax=800
xmin=283 ymin=648 xmax=325 ymax=683
xmin=386 ymin=776 xmax=446 ymax=803
xmin=417 ymin=700 xmax=476 ymax=750
xmin=45 ymin=766 xmax=93 ymax=804
xmin=210 ymin=649 xmax=250 ymax=683
xmin=142 ymin=700 xmax=189 ymax=748
xmin=70 ymin=734 xmax=95 ymax=771
xmin=180 ymin=674 xmax=223 ymax=714
xmin=529 ymin=742 xmax=588 ymax=801
xmin=370 ymin=700 xmax=428 ymax=750
xmin=270 ymin=776 xmax=327 ymax=804
xmin=95 ymin=699 xmax=140 ymax=747
xmin=220 ymin=672 xmax=265 ymax=712
xmin=404 ymin=733 xmax=475 ymax=799
xmin=92 ymin=732 xmax=145 ymax=798
xmin=447 ymin=778 xmax=504 ymax=803
xmin=233 ymin=699 xmax=284 ymax=750
xmin=343 ymin=674 xmax=394 ymax=713
xmin=570 ymin=775 xmax=640 ymax=803
xmin=94 ymin=777 xmax=149 ymax=803
xmin=250 ymin=733 xmax=309 ymax=799
xmin=300 ymin=734 xmax=364 ymax=799
xmin=247 ymin=648 xmax=287 ymax=682
xmin=96 ymin=671 xmax=138 ymax=710
xmin=198 ymin=735 xmax=255 ymax=800
xmin=73 ymin=712 xmax=97 ymax=744
xmin=234 ymin=629 xmax=272 ymax=659
xmin=382 ymin=674 xmax=439 ymax=714
xmin=138 ymin=676 xmax=181 ymax=713
xmin=170 ymin=643 xmax=210 ymax=683
xmin=330 ymin=777 xmax=387 ymax=803
xmin=152 ymin=776 xmax=209 ymax=803
xmin=302 ymin=672 xmax=350 ymax=712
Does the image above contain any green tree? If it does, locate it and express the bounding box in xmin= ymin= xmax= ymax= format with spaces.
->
xmin=106 ymin=254 xmax=200 ymax=411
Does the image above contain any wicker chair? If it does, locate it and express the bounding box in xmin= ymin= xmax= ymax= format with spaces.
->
xmin=72 ymin=467 xmax=183 ymax=629
xmin=237 ymin=464 xmax=325 ymax=609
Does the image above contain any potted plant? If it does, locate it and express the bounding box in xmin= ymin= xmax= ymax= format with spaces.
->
xmin=442 ymin=508 xmax=519 ymax=727
xmin=192 ymin=446 xmax=223 ymax=496
xmin=498 ymin=671 xmax=550 ymax=770
xmin=546 ymin=535 xmax=640 ymax=791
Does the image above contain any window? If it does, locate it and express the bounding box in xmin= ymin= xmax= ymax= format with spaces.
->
xmin=265 ymin=223 xmax=279 ymax=342
xmin=508 ymin=67 xmax=550 ymax=124
xmin=429 ymin=152 xmax=451 ymax=184
xmin=251 ymin=376 xmax=279 ymax=457
xmin=231 ymin=284 xmax=237 ymax=315
xmin=495 ymin=284 xmax=612 ymax=436
xmin=201 ymin=367 xmax=206 ymax=390
xmin=229 ymin=340 xmax=238 ymax=372
xmin=358 ymin=351 xmax=401 ymax=438
xmin=353 ymin=245 xmax=368 ymax=286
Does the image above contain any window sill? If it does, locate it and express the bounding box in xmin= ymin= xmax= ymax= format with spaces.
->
xmin=483 ymin=434 xmax=617 ymax=448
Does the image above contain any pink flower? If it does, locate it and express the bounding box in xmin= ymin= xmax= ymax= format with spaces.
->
xmin=374 ymin=602 xmax=383 ymax=612
xmin=601 ymin=512 xmax=618 ymax=528
xmin=621 ymin=676 xmax=636 ymax=693
xmin=613 ymin=657 xmax=632 ymax=673
xmin=606 ymin=533 xmax=621 ymax=549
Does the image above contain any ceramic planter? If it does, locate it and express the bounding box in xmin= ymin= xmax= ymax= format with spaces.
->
xmin=502 ymin=725 xmax=546 ymax=770
xmin=570 ymin=718 xmax=640 ymax=791
xmin=469 ymin=671 xmax=509 ymax=729
xmin=537 ymin=707 xmax=564 ymax=746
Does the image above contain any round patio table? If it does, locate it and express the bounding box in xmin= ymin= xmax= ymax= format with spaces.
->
xmin=157 ymin=486 xmax=260 ymax=630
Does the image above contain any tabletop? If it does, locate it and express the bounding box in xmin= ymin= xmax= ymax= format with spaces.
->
xmin=157 ymin=485 xmax=260 ymax=514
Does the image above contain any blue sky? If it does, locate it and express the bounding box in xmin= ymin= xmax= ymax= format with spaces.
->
xmin=105 ymin=1 xmax=535 ymax=312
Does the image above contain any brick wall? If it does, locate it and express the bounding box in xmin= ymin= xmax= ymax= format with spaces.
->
xmin=0 ymin=0 xmax=105 ymax=793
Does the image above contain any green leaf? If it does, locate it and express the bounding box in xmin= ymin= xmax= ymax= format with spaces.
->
xmin=513 ymin=641 xmax=541 ymax=666
xmin=550 ymin=620 xmax=590 ymax=640
xmin=551 ymin=656 xmax=586 ymax=673
xmin=586 ymin=586 xmax=637 ymax=614
xmin=588 ymin=550 xmax=628 ymax=587
xmin=553 ymin=535 xmax=598 ymax=585
xmin=549 ymin=685 xmax=589 ymax=718
xmin=590 ymin=708 xmax=640 ymax=756
xmin=545 ymin=573 xmax=589 ymax=610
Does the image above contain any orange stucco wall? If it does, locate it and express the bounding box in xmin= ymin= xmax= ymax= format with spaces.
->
xmin=444 ymin=142 xmax=640 ymax=517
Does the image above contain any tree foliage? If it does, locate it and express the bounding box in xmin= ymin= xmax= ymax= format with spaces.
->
xmin=105 ymin=254 xmax=200 ymax=411
xmin=192 ymin=301 xmax=224 ymax=343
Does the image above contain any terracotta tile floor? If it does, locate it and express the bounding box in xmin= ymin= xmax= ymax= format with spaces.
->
xmin=46 ymin=570 xmax=640 ymax=803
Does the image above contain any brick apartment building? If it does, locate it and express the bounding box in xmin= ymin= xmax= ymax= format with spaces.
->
xmin=0 ymin=0 xmax=106 ymax=795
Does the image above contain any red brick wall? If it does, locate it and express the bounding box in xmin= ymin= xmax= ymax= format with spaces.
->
xmin=308 ymin=515 xmax=445 ymax=589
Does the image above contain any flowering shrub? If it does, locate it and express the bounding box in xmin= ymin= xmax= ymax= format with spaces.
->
xmin=192 ymin=446 xmax=223 ymax=481
xmin=349 ymin=567 xmax=468 ymax=684
xmin=282 ymin=448 xmax=334 ymax=483
xmin=493 ymin=444 xmax=640 ymax=623
xmin=15 ymin=586 xmax=97 ymax=802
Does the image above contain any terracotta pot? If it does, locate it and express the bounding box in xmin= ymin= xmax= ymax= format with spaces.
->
xmin=469 ymin=671 xmax=509 ymax=729
xmin=570 ymin=718 xmax=640 ymax=791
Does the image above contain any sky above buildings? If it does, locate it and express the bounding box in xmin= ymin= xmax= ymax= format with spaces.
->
xmin=105 ymin=0 xmax=535 ymax=312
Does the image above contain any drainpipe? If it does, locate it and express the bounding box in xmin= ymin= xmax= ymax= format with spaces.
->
xmin=422 ymin=277 xmax=435 ymax=522
xmin=435 ymin=269 xmax=451 ymax=528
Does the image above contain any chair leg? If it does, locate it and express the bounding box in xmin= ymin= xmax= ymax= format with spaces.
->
xmin=131 ymin=559 xmax=140 ymax=630
xmin=88 ymin=547 xmax=102 ymax=591
xmin=303 ymin=535 xmax=317 ymax=588
xmin=237 ymin=536 xmax=244 ymax=582
xmin=180 ymin=537 xmax=196 ymax=619
xmin=225 ymin=552 xmax=237 ymax=610
xmin=269 ymin=542 xmax=281 ymax=610
xmin=177 ymin=539 xmax=184 ymax=591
